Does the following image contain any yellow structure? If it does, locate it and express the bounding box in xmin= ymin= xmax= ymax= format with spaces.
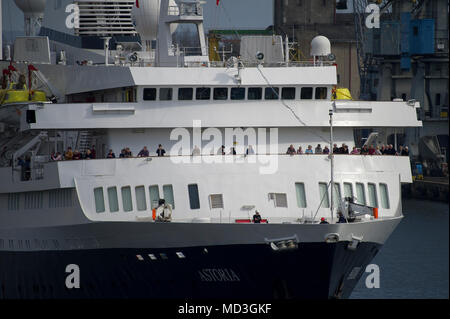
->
xmin=0 ymin=84 xmax=47 ymax=105
xmin=332 ymin=87 xmax=353 ymax=100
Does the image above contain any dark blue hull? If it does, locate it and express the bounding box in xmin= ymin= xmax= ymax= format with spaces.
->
xmin=0 ymin=241 xmax=380 ymax=299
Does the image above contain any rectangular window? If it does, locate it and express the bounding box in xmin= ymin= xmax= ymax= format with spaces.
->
xmin=188 ymin=184 xmax=200 ymax=210
xmin=107 ymin=187 xmax=119 ymax=213
xmin=315 ymin=87 xmax=328 ymax=99
xmin=196 ymin=87 xmax=211 ymax=100
xmin=265 ymin=87 xmax=279 ymax=100
xmin=230 ymin=87 xmax=245 ymax=100
xmin=163 ymin=185 xmax=175 ymax=209
xmin=344 ymin=182 xmax=353 ymax=199
xmin=301 ymin=87 xmax=313 ymax=99
xmin=209 ymin=194 xmax=224 ymax=209
xmin=94 ymin=187 xmax=105 ymax=213
xmin=282 ymin=87 xmax=296 ymax=100
xmin=143 ymin=88 xmax=157 ymax=101
xmin=135 ymin=186 xmax=147 ymax=211
xmin=295 ymin=183 xmax=307 ymax=208
xmin=178 ymin=88 xmax=193 ymax=100
xmin=213 ymin=88 xmax=228 ymax=100
xmin=368 ymin=183 xmax=378 ymax=208
xmin=160 ymin=88 xmax=173 ymax=101
xmin=149 ymin=185 xmax=160 ymax=209
xmin=248 ymin=87 xmax=262 ymax=100
xmin=333 ymin=183 xmax=341 ymax=208
xmin=355 ymin=183 xmax=366 ymax=205
xmin=121 ymin=186 xmax=133 ymax=212
xmin=379 ymin=183 xmax=390 ymax=209
xmin=436 ymin=93 xmax=441 ymax=106
xmin=319 ymin=183 xmax=330 ymax=208
xmin=271 ymin=193 xmax=288 ymax=208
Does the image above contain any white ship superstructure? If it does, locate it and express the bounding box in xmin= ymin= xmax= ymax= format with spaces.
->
xmin=0 ymin=0 xmax=421 ymax=299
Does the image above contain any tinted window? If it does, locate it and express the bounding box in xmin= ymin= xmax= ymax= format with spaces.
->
xmin=315 ymin=87 xmax=328 ymax=99
xmin=196 ymin=87 xmax=211 ymax=100
xmin=213 ymin=88 xmax=228 ymax=100
xmin=265 ymin=87 xmax=279 ymax=100
xmin=282 ymin=87 xmax=296 ymax=100
xmin=231 ymin=87 xmax=245 ymax=100
xmin=188 ymin=184 xmax=200 ymax=209
xmin=143 ymin=88 xmax=156 ymax=101
xmin=301 ymin=87 xmax=313 ymax=99
xmin=160 ymin=88 xmax=172 ymax=101
xmin=121 ymin=186 xmax=133 ymax=212
xmin=178 ymin=88 xmax=193 ymax=100
xmin=248 ymin=88 xmax=262 ymax=100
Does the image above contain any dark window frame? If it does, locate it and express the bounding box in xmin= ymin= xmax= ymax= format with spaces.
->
xmin=159 ymin=88 xmax=173 ymax=101
xmin=281 ymin=87 xmax=296 ymax=100
xmin=315 ymin=87 xmax=328 ymax=100
xmin=188 ymin=184 xmax=200 ymax=210
xmin=230 ymin=87 xmax=246 ymax=100
xmin=213 ymin=87 xmax=229 ymax=100
xmin=143 ymin=88 xmax=157 ymax=101
xmin=300 ymin=87 xmax=313 ymax=99
xmin=248 ymin=87 xmax=263 ymax=100
xmin=265 ymin=87 xmax=280 ymax=100
xmin=178 ymin=88 xmax=194 ymax=101
xmin=196 ymin=87 xmax=211 ymax=100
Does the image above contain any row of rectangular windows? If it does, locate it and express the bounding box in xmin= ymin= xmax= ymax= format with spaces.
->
xmin=143 ymin=87 xmax=328 ymax=102
xmin=7 ymin=189 xmax=73 ymax=211
xmin=93 ymin=181 xmax=390 ymax=214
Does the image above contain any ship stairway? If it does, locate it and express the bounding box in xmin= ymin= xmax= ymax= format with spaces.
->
xmin=0 ymin=131 xmax=42 ymax=167
xmin=76 ymin=131 xmax=93 ymax=154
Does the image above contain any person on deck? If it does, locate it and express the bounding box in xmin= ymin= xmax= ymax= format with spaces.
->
xmin=156 ymin=144 xmax=166 ymax=157
xmin=252 ymin=211 xmax=262 ymax=224
xmin=138 ymin=146 xmax=150 ymax=157
xmin=320 ymin=217 xmax=329 ymax=224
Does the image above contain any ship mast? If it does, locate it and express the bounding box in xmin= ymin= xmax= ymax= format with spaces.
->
xmin=329 ymin=108 xmax=334 ymax=222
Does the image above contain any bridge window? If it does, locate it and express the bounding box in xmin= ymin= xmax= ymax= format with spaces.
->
xmin=301 ymin=87 xmax=313 ymax=99
xmin=8 ymin=193 xmax=20 ymax=211
xmin=282 ymin=87 xmax=296 ymax=100
xmin=149 ymin=185 xmax=160 ymax=209
xmin=135 ymin=186 xmax=147 ymax=211
xmin=379 ymin=183 xmax=390 ymax=209
xmin=121 ymin=186 xmax=133 ymax=212
xmin=368 ymin=183 xmax=378 ymax=208
xmin=315 ymin=87 xmax=328 ymax=99
xmin=248 ymin=87 xmax=262 ymax=100
xmin=188 ymin=184 xmax=200 ymax=210
xmin=107 ymin=187 xmax=119 ymax=213
xmin=344 ymin=182 xmax=353 ymax=199
xmin=214 ymin=88 xmax=228 ymax=100
xmin=196 ymin=87 xmax=211 ymax=100
xmin=178 ymin=88 xmax=193 ymax=100
xmin=295 ymin=183 xmax=307 ymax=208
xmin=355 ymin=183 xmax=366 ymax=205
xmin=319 ymin=183 xmax=330 ymax=208
xmin=163 ymin=184 xmax=175 ymax=209
xmin=94 ymin=187 xmax=105 ymax=213
xmin=143 ymin=88 xmax=157 ymax=101
xmin=265 ymin=87 xmax=279 ymax=100
xmin=160 ymin=88 xmax=173 ymax=101
xmin=231 ymin=87 xmax=245 ymax=100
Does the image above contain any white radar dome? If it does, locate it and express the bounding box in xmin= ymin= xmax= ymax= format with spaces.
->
xmin=14 ymin=0 xmax=46 ymax=18
xmin=132 ymin=0 xmax=178 ymax=49
xmin=310 ymin=35 xmax=331 ymax=57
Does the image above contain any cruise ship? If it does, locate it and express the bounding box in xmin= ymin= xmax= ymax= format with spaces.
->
xmin=0 ymin=0 xmax=421 ymax=299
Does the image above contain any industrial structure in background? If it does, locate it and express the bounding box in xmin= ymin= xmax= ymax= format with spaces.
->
xmin=274 ymin=0 xmax=360 ymax=99
xmin=353 ymin=0 xmax=448 ymax=176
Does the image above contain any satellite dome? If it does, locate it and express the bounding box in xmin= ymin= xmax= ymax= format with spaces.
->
xmin=14 ymin=0 xmax=46 ymax=18
xmin=132 ymin=0 xmax=179 ymax=50
xmin=310 ymin=36 xmax=331 ymax=57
